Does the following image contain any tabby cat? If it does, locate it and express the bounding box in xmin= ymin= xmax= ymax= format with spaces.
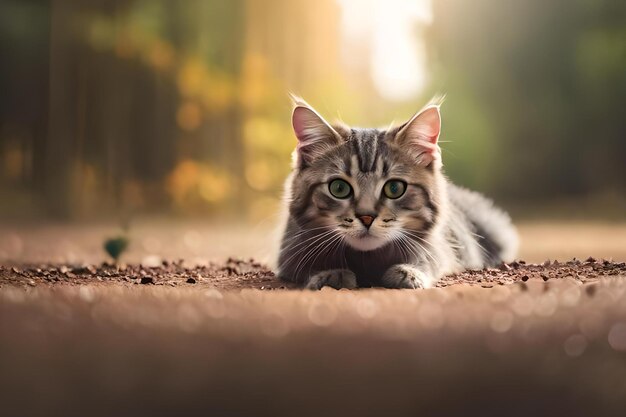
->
xmin=276 ymin=97 xmax=518 ymax=289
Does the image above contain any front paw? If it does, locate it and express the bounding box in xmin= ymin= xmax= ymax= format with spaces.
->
xmin=306 ymin=269 xmax=357 ymax=290
xmin=381 ymin=264 xmax=433 ymax=289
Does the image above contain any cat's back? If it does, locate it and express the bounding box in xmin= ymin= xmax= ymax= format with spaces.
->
xmin=445 ymin=181 xmax=518 ymax=266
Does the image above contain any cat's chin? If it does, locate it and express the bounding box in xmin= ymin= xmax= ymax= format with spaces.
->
xmin=344 ymin=234 xmax=388 ymax=252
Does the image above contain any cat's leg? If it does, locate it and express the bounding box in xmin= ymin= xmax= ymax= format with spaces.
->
xmin=381 ymin=264 xmax=434 ymax=289
xmin=306 ymin=269 xmax=357 ymax=290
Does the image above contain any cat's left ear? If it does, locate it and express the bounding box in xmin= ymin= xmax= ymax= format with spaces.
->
xmin=392 ymin=105 xmax=442 ymax=167
xmin=291 ymin=97 xmax=343 ymax=168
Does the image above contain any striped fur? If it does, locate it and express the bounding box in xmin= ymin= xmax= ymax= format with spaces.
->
xmin=277 ymin=99 xmax=518 ymax=289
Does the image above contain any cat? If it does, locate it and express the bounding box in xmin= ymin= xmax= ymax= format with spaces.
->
xmin=276 ymin=96 xmax=518 ymax=290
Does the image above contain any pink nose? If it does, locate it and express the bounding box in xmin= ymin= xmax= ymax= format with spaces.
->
xmin=358 ymin=215 xmax=375 ymax=227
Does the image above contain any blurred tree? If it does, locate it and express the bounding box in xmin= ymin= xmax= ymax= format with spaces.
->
xmin=0 ymin=0 xmax=50 ymax=210
xmin=0 ymin=0 xmax=624 ymax=220
xmin=427 ymin=0 xmax=626 ymax=203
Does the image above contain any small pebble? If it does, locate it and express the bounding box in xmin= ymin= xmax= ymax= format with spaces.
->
xmin=585 ymin=285 xmax=596 ymax=297
xmin=140 ymin=276 xmax=154 ymax=285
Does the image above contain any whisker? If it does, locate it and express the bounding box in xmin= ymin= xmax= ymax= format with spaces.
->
xmin=297 ymin=233 xmax=342 ymax=280
xmin=399 ymin=230 xmax=439 ymax=266
xmin=279 ymin=229 xmax=337 ymax=272
xmin=305 ymin=233 xmax=344 ymax=279
xmin=281 ymin=228 xmax=335 ymax=252
xmin=280 ymin=225 xmax=334 ymax=245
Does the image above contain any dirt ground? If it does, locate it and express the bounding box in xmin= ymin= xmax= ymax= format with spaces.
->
xmin=1 ymin=221 xmax=626 ymax=416
xmin=1 ymin=257 xmax=624 ymax=290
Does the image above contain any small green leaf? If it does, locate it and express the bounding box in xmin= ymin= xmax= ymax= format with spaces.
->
xmin=104 ymin=236 xmax=129 ymax=262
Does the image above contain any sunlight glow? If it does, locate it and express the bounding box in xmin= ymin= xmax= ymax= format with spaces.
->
xmin=337 ymin=0 xmax=432 ymax=101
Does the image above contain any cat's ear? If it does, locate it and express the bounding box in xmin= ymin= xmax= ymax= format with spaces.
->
xmin=291 ymin=97 xmax=342 ymax=168
xmin=392 ymin=105 xmax=442 ymax=167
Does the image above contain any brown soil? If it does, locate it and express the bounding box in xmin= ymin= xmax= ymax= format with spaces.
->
xmin=1 ymin=257 xmax=624 ymax=290
xmin=2 ymin=256 xmax=626 ymax=416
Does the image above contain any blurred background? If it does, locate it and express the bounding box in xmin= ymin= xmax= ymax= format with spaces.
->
xmin=0 ymin=0 xmax=625 ymax=263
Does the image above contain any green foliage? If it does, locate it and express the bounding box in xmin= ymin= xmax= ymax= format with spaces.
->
xmin=427 ymin=0 xmax=626 ymax=202
xmin=104 ymin=236 xmax=129 ymax=263
xmin=0 ymin=0 xmax=624 ymax=220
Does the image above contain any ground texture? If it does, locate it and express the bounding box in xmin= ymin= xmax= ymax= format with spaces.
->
xmin=1 ymin=257 xmax=625 ymax=290
xmin=1 ymin=222 xmax=626 ymax=416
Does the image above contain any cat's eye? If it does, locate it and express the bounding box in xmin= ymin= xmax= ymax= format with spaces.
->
xmin=383 ymin=180 xmax=407 ymax=199
xmin=328 ymin=179 xmax=352 ymax=199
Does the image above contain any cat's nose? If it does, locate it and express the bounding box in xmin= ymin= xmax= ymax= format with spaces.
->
xmin=357 ymin=215 xmax=376 ymax=228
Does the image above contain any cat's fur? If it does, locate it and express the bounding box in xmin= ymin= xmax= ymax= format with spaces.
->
xmin=276 ymin=97 xmax=518 ymax=289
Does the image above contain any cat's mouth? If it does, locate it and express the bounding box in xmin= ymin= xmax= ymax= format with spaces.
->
xmin=344 ymin=232 xmax=388 ymax=252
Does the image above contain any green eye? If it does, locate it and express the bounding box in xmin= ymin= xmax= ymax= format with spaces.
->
xmin=383 ymin=180 xmax=406 ymax=199
xmin=328 ymin=179 xmax=352 ymax=199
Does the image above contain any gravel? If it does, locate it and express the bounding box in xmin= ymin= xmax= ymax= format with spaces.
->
xmin=1 ymin=258 xmax=624 ymax=290
xmin=1 ymin=258 xmax=626 ymax=416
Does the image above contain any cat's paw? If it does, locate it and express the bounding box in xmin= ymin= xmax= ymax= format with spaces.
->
xmin=306 ymin=269 xmax=358 ymax=290
xmin=381 ymin=264 xmax=433 ymax=289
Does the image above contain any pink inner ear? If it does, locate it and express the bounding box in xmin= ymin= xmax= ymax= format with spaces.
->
xmin=398 ymin=106 xmax=442 ymax=165
xmin=415 ymin=107 xmax=441 ymax=144
xmin=292 ymin=107 xmax=313 ymax=142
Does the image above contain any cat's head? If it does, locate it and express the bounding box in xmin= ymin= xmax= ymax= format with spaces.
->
xmin=287 ymin=97 xmax=445 ymax=252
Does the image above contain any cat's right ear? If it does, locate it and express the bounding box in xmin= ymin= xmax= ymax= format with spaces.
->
xmin=291 ymin=98 xmax=342 ymax=168
xmin=391 ymin=104 xmax=442 ymax=168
